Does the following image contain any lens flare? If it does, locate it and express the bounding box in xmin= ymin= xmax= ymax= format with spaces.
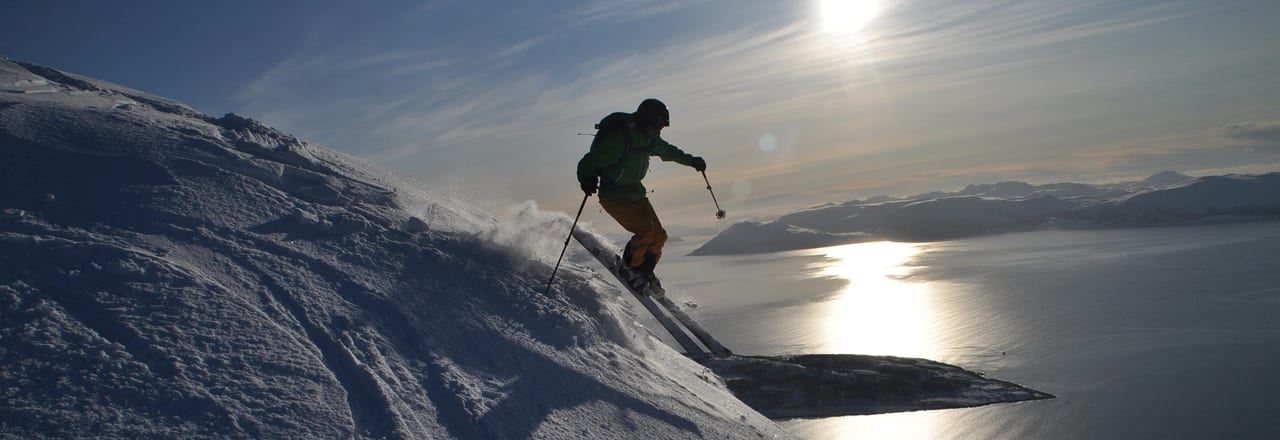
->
xmin=758 ymin=132 xmax=779 ymax=152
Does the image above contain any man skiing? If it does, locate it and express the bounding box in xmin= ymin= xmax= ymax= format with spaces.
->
xmin=577 ymin=98 xmax=706 ymax=289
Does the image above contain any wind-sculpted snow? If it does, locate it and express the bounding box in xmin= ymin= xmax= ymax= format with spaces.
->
xmin=0 ymin=58 xmax=790 ymax=439
xmin=694 ymin=171 xmax=1280 ymax=255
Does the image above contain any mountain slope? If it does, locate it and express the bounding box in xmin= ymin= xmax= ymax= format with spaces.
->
xmin=695 ymin=171 xmax=1280 ymax=255
xmin=0 ymin=58 xmax=789 ymax=439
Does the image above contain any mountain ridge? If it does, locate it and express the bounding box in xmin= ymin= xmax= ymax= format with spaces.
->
xmin=693 ymin=171 xmax=1280 ymax=255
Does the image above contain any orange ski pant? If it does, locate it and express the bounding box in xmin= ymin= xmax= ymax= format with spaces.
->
xmin=599 ymin=197 xmax=668 ymax=269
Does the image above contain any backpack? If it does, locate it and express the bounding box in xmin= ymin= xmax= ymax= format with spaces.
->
xmin=592 ymin=112 xmax=630 ymax=142
xmin=591 ymin=112 xmax=645 ymax=153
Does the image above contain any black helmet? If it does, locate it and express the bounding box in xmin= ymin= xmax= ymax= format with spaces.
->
xmin=634 ymin=98 xmax=670 ymax=128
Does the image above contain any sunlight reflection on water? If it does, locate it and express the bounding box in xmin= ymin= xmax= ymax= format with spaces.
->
xmin=662 ymin=223 xmax=1280 ymax=440
xmin=793 ymin=241 xmax=943 ymax=439
xmin=784 ymin=410 xmax=945 ymax=440
xmin=802 ymin=241 xmax=940 ymax=359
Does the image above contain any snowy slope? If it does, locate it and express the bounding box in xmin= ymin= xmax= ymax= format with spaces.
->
xmin=0 ymin=58 xmax=791 ymax=439
xmin=695 ymin=171 xmax=1280 ymax=255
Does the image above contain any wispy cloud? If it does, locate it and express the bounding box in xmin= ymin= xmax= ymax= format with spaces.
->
xmin=230 ymin=0 xmax=1280 ymax=225
xmin=560 ymin=0 xmax=697 ymax=27
xmin=1218 ymin=120 xmax=1280 ymax=145
xmin=869 ymin=0 xmax=1201 ymax=90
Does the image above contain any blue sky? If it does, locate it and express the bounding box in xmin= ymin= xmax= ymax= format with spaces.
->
xmin=5 ymin=0 xmax=1280 ymax=229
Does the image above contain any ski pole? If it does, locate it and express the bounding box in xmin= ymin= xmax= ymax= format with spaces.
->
xmin=543 ymin=193 xmax=589 ymax=296
xmin=702 ymin=171 xmax=727 ymax=220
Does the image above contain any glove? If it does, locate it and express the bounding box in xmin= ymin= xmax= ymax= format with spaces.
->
xmin=691 ymin=157 xmax=707 ymax=172
xmin=580 ymin=177 xmax=598 ymax=195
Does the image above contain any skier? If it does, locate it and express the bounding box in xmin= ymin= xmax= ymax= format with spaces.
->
xmin=577 ymin=98 xmax=706 ymax=289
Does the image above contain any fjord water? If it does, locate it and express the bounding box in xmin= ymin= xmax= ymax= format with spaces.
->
xmin=659 ymin=222 xmax=1280 ymax=439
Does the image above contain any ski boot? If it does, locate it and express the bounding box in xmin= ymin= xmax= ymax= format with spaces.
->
xmin=627 ymin=252 xmax=660 ymax=294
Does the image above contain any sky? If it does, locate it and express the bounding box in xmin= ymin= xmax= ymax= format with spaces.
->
xmin=5 ymin=0 xmax=1280 ymax=230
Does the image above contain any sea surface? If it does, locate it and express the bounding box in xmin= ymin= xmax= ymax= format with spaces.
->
xmin=657 ymin=222 xmax=1280 ymax=439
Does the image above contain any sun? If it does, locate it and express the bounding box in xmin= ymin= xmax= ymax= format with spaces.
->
xmin=820 ymin=0 xmax=881 ymax=34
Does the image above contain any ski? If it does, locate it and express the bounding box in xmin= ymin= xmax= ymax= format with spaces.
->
xmin=571 ymin=229 xmax=709 ymax=359
xmin=647 ymin=285 xmax=732 ymax=357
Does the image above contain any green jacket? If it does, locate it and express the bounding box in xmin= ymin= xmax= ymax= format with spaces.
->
xmin=577 ymin=113 xmax=697 ymax=201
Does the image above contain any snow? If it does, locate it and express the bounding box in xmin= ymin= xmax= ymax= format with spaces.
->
xmin=0 ymin=58 xmax=790 ymax=439
xmin=694 ymin=170 xmax=1280 ymax=255
xmin=0 ymin=58 xmax=1054 ymax=439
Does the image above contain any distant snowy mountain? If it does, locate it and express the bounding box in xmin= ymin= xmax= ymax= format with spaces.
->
xmin=694 ymin=171 xmax=1280 ymax=255
xmin=683 ymin=221 xmax=873 ymax=256
xmin=1134 ymin=169 xmax=1197 ymax=189
xmin=0 ymin=58 xmax=793 ymax=439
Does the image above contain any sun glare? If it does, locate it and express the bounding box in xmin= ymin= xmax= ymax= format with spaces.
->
xmin=820 ymin=0 xmax=881 ymax=34
xmin=806 ymin=241 xmax=939 ymax=358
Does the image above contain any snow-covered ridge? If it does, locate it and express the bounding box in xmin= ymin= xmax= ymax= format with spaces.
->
xmin=694 ymin=171 xmax=1280 ymax=255
xmin=0 ymin=58 xmax=790 ymax=439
